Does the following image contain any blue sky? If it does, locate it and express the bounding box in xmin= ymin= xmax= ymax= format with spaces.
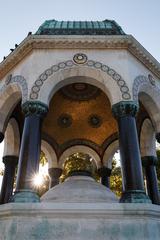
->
xmin=0 ymin=0 xmax=160 ymax=170
xmin=0 ymin=0 xmax=160 ymax=62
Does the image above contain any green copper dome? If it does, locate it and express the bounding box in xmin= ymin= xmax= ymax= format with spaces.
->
xmin=36 ymin=19 xmax=125 ymax=35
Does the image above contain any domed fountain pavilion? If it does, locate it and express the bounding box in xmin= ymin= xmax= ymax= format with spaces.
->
xmin=0 ymin=19 xmax=160 ymax=240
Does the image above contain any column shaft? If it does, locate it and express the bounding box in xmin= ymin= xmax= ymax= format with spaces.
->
xmin=0 ymin=156 xmax=18 ymax=204
xmin=16 ymin=115 xmax=42 ymax=190
xmin=98 ymin=167 xmax=111 ymax=188
xmin=11 ymin=101 xmax=48 ymax=202
xmin=101 ymin=176 xmax=110 ymax=188
xmin=0 ymin=132 xmax=4 ymax=143
xmin=48 ymin=168 xmax=62 ymax=188
xmin=112 ymin=101 xmax=150 ymax=203
xmin=142 ymin=156 xmax=160 ymax=205
xmin=118 ymin=116 xmax=144 ymax=191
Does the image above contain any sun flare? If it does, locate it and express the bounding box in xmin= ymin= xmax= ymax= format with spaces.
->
xmin=33 ymin=174 xmax=44 ymax=187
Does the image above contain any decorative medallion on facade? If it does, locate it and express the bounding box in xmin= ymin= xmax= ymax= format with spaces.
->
xmin=88 ymin=114 xmax=102 ymax=128
xmin=57 ymin=114 xmax=72 ymax=128
xmin=73 ymin=53 xmax=88 ymax=64
xmin=30 ymin=59 xmax=131 ymax=101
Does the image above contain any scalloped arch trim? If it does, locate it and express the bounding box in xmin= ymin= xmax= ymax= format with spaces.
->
xmin=30 ymin=59 xmax=131 ymax=101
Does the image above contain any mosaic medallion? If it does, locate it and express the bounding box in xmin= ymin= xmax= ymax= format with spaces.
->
xmin=73 ymin=53 xmax=87 ymax=64
xmin=57 ymin=114 xmax=72 ymax=128
xmin=88 ymin=114 xmax=102 ymax=128
xmin=61 ymin=83 xmax=100 ymax=101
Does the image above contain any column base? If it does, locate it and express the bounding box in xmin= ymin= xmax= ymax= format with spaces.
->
xmin=11 ymin=190 xmax=40 ymax=203
xmin=120 ymin=190 xmax=151 ymax=203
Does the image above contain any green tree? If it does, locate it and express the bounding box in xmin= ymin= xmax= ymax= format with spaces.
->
xmin=36 ymin=151 xmax=49 ymax=196
xmin=110 ymin=158 xmax=123 ymax=198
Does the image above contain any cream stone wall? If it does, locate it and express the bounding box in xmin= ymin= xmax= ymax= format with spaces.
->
xmin=103 ymin=140 xmax=119 ymax=169
xmin=1 ymin=48 xmax=160 ymax=103
xmin=0 ymin=37 xmax=160 ymax=133
xmin=41 ymin=140 xmax=58 ymax=169
xmin=140 ymin=119 xmax=156 ymax=157
xmin=3 ymin=118 xmax=20 ymax=157
xmin=0 ymin=203 xmax=159 ymax=240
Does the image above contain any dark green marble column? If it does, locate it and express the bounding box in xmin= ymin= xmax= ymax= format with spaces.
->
xmin=112 ymin=101 xmax=150 ymax=203
xmin=0 ymin=132 xmax=4 ymax=143
xmin=0 ymin=156 xmax=18 ymax=204
xmin=11 ymin=101 xmax=48 ymax=202
xmin=48 ymin=168 xmax=62 ymax=188
xmin=142 ymin=156 xmax=160 ymax=205
xmin=98 ymin=167 xmax=112 ymax=188
xmin=156 ymin=133 xmax=160 ymax=143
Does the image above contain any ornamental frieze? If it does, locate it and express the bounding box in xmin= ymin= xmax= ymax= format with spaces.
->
xmin=30 ymin=56 xmax=131 ymax=101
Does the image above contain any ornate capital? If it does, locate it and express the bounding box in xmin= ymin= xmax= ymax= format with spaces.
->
xmin=22 ymin=101 xmax=48 ymax=117
xmin=141 ymin=156 xmax=158 ymax=167
xmin=3 ymin=156 xmax=19 ymax=166
xmin=112 ymin=101 xmax=139 ymax=119
xmin=98 ymin=167 xmax=112 ymax=177
xmin=0 ymin=132 xmax=4 ymax=143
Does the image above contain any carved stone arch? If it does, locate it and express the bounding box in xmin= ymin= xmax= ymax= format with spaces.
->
xmin=133 ymin=75 xmax=160 ymax=132
xmin=1 ymin=75 xmax=28 ymax=103
xmin=59 ymin=139 xmax=100 ymax=157
xmin=59 ymin=145 xmax=101 ymax=169
xmin=3 ymin=118 xmax=20 ymax=157
xmin=140 ymin=118 xmax=156 ymax=157
xmin=0 ymin=84 xmax=22 ymax=133
xmin=41 ymin=140 xmax=58 ymax=169
xmin=132 ymin=75 xmax=160 ymax=102
xmin=30 ymin=59 xmax=131 ymax=106
xmin=102 ymin=140 xmax=119 ymax=169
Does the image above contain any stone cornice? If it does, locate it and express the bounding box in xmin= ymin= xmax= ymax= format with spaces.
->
xmin=0 ymin=34 xmax=160 ymax=79
xmin=0 ymin=203 xmax=160 ymax=219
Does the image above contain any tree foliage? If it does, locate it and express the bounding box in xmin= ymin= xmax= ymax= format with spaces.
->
xmin=37 ymin=151 xmax=49 ymax=196
xmin=110 ymin=158 xmax=123 ymax=198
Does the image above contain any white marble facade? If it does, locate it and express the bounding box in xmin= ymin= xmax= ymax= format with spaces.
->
xmin=0 ymin=28 xmax=160 ymax=240
xmin=0 ymin=35 xmax=160 ymax=134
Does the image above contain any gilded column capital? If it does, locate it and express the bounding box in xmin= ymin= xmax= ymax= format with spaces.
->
xmin=22 ymin=101 xmax=48 ymax=117
xmin=141 ymin=156 xmax=158 ymax=167
xmin=112 ymin=101 xmax=139 ymax=119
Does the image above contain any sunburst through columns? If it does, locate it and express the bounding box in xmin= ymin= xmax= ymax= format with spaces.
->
xmin=11 ymin=101 xmax=48 ymax=202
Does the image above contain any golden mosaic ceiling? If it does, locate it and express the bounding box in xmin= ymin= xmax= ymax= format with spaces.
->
xmin=42 ymin=83 xmax=118 ymax=146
